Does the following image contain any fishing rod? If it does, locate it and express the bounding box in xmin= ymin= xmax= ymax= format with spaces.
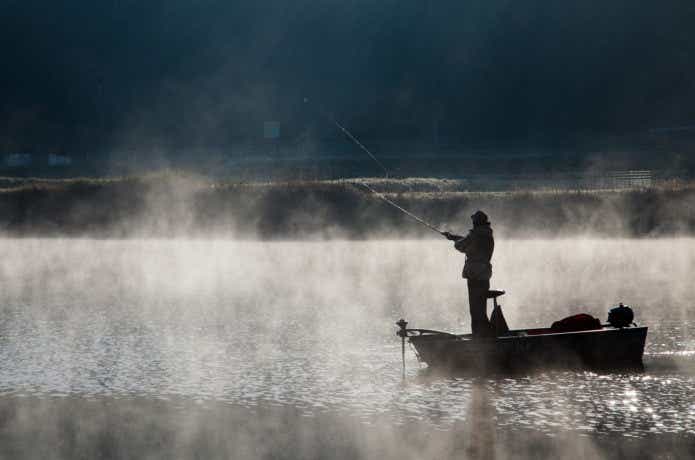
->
xmin=305 ymin=98 xmax=445 ymax=236
xmin=331 ymin=119 xmax=390 ymax=177
xmin=304 ymin=98 xmax=450 ymax=379
xmin=358 ymin=181 xmax=443 ymax=235
xmin=305 ymin=97 xmax=390 ymax=177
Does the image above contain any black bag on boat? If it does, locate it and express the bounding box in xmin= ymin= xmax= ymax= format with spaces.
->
xmin=550 ymin=314 xmax=601 ymax=333
xmin=490 ymin=303 xmax=509 ymax=335
xmin=607 ymin=304 xmax=634 ymax=328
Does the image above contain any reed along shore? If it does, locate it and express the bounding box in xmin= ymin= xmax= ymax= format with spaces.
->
xmin=0 ymin=174 xmax=693 ymax=239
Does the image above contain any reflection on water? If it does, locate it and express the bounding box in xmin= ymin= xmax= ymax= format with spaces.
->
xmin=0 ymin=239 xmax=694 ymax=439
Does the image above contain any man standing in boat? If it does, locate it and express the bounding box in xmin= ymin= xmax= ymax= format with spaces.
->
xmin=442 ymin=211 xmax=495 ymax=337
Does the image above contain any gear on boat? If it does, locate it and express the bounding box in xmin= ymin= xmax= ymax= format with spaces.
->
xmin=488 ymin=290 xmax=509 ymax=336
xmin=607 ymin=303 xmax=635 ymax=328
xmin=550 ymin=313 xmax=602 ymax=333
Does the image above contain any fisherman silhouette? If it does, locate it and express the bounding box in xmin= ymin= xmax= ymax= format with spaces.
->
xmin=442 ymin=211 xmax=495 ymax=337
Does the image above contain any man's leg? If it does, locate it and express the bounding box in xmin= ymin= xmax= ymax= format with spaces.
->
xmin=468 ymin=279 xmax=491 ymax=336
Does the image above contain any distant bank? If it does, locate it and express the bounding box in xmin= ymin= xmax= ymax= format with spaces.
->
xmin=0 ymin=174 xmax=693 ymax=239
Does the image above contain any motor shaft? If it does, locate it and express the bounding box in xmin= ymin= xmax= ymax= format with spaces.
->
xmin=396 ymin=319 xmax=408 ymax=379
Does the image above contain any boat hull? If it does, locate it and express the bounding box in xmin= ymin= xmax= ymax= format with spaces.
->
xmin=409 ymin=326 xmax=647 ymax=371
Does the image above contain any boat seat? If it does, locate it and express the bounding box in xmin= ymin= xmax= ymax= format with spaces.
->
xmin=486 ymin=290 xmax=505 ymax=299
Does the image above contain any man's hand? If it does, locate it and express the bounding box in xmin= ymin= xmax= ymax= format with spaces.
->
xmin=442 ymin=231 xmax=459 ymax=241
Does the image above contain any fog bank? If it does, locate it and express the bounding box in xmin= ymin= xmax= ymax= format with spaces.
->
xmin=1 ymin=175 xmax=694 ymax=239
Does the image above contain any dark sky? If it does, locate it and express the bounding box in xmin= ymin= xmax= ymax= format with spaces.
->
xmin=2 ymin=0 xmax=695 ymax=152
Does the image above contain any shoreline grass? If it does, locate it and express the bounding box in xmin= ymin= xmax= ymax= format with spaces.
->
xmin=0 ymin=173 xmax=693 ymax=239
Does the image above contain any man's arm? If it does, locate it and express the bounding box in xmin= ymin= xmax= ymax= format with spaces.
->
xmin=442 ymin=230 xmax=471 ymax=253
xmin=453 ymin=233 xmax=471 ymax=253
xmin=442 ymin=231 xmax=462 ymax=241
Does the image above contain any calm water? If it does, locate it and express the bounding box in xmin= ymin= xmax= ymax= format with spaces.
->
xmin=0 ymin=238 xmax=694 ymax=440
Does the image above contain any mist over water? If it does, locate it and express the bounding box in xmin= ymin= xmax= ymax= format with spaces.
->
xmin=1 ymin=237 xmax=694 ymax=457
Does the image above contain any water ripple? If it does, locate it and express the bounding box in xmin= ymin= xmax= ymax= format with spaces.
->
xmin=1 ymin=238 xmax=694 ymax=438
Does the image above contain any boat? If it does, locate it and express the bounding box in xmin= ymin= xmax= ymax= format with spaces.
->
xmin=396 ymin=291 xmax=647 ymax=372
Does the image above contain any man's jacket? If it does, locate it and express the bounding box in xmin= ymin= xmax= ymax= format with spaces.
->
xmin=454 ymin=224 xmax=494 ymax=280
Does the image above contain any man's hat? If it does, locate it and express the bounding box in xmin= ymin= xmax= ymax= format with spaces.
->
xmin=471 ymin=210 xmax=489 ymax=226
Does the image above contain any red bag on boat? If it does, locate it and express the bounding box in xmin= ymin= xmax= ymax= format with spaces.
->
xmin=550 ymin=314 xmax=602 ymax=333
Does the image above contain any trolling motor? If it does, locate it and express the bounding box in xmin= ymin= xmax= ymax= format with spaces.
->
xmin=607 ymin=303 xmax=635 ymax=328
xmin=396 ymin=319 xmax=408 ymax=378
xmin=395 ymin=319 xmax=460 ymax=377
